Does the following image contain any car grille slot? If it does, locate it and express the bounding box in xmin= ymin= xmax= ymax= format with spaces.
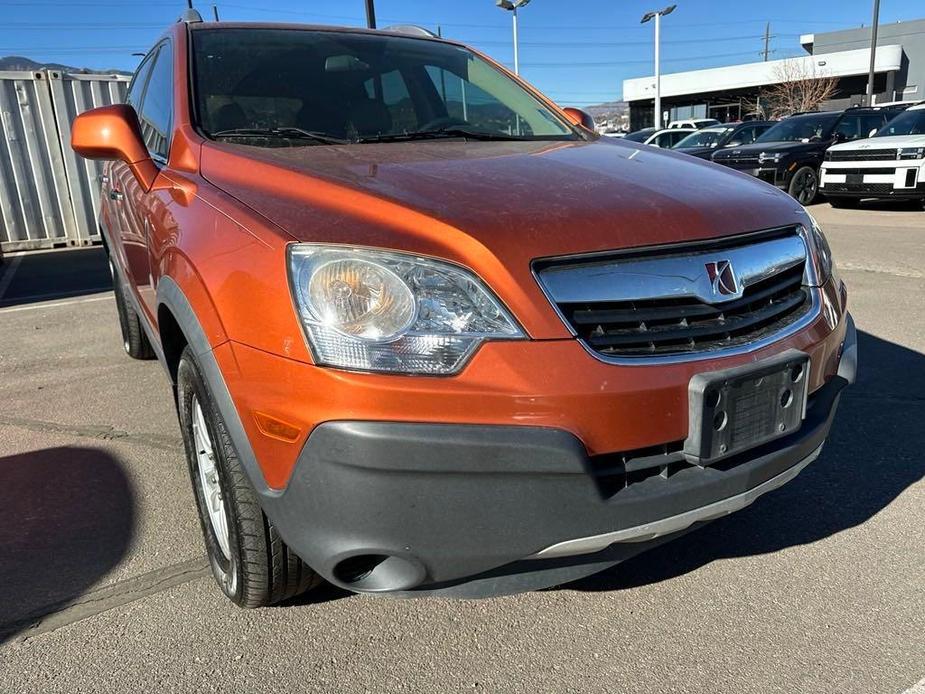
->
xmin=564 ymin=264 xmax=807 ymax=356
xmin=536 ymin=228 xmax=813 ymax=360
xmin=825 ymin=182 xmax=896 ymax=193
xmin=828 ymin=149 xmax=896 ymax=161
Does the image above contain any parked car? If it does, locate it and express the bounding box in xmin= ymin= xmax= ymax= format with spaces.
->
xmin=668 ymin=118 xmax=720 ymax=129
xmin=711 ymin=106 xmax=906 ymax=204
xmin=820 ymin=102 xmax=925 ymax=207
xmin=673 ymin=121 xmax=775 ymax=160
xmin=625 ymin=127 xmax=697 ymax=148
xmin=70 ymin=16 xmax=856 ymax=606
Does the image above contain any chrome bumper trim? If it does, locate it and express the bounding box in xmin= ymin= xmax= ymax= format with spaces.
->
xmin=528 ymin=444 xmax=823 ymax=559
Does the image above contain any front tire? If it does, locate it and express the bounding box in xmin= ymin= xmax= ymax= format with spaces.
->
xmin=176 ymin=346 xmax=321 ymax=607
xmin=108 ymin=256 xmax=154 ymax=360
xmin=828 ymin=196 xmax=860 ymax=209
xmin=788 ymin=166 xmax=819 ymax=205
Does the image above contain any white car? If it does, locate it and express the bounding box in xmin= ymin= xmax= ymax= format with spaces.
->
xmin=820 ymin=103 xmax=925 ymax=208
xmin=668 ymin=118 xmax=720 ymax=130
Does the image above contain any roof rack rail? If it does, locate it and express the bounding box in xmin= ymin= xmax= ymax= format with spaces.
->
xmin=178 ymin=8 xmax=203 ymax=23
xmin=381 ymin=24 xmax=439 ymax=38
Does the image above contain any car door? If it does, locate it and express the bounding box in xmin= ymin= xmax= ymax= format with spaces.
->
xmin=121 ymin=40 xmax=174 ymax=323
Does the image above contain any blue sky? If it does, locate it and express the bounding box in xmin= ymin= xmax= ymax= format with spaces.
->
xmin=1 ymin=0 xmax=922 ymax=103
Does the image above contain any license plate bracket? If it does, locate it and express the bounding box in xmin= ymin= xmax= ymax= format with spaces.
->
xmin=847 ymin=173 xmax=863 ymax=185
xmin=684 ymin=350 xmax=810 ymax=465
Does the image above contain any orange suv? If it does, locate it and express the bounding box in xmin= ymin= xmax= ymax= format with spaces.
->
xmin=72 ymin=15 xmax=856 ymax=605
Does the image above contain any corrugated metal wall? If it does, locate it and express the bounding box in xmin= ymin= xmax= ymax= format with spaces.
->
xmin=0 ymin=69 xmax=128 ymax=252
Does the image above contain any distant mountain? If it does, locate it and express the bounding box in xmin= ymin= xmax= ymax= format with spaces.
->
xmin=583 ymin=100 xmax=628 ymax=119
xmin=0 ymin=55 xmax=131 ymax=76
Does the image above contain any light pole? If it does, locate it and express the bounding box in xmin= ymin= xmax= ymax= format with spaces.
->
xmin=496 ymin=0 xmax=531 ymax=75
xmin=641 ymin=4 xmax=676 ymax=130
xmin=866 ymin=0 xmax=881 ymax=105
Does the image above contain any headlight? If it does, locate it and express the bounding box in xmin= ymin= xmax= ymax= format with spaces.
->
xmin=898 ymin=147 xmax=924 ymax=160
xmin=288 ymin=245 xmax=524 ymax=374
xmin=758 ymin=152 xmax=783 ymax=164
xmin=801 ymin=213 xmax=837 ymax=286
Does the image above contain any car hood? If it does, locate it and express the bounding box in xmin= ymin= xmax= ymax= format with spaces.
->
xmin=827 ymin=134 xmax=925 ymax=150
xmin=200 ymin=138 xmax=807 ymax=337
xmin=202 ymin=138 xmax=803 ymax=255
xmin=713 ymin=140 xmax=823 ymax=159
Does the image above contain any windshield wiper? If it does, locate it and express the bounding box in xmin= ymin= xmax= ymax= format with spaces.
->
xmin=357 ymin=127 xmax=525 ymax=143
xmin=211 ymin=127 xmax=350 ymax=145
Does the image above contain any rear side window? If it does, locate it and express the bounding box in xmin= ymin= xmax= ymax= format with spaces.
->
xmin=734 ymin=126 xmax=759 ymax=145
xmin=137 ymin=42 xmax=173 ymax=160
xmin=835 ymin=113 xmax=889 ymax=141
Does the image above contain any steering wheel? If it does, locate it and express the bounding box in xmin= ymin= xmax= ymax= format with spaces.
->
xmin=417 ymin=116 xmax=469 ymax=132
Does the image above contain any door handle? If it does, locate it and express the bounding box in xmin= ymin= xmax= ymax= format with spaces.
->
xmin=109 ymin=189 xmax=124 ymax=201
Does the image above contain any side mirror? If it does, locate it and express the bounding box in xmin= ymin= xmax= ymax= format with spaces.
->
xmin=831 ymin=131 xmax=847 ymax=144
xmin=868 ymin=128 xmax=879 ymax=138
xmin=71 ymin=104 xmax=158 ymax=190
xmin=562 ymin=107 xmax=596 ymax=132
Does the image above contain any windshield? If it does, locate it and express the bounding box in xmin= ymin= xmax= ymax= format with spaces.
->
xmin=755 ymin=113 xmax=840 ymax=143
xmin=875 ymin=109 xmax=925 ymax=137
xmin=674 ymin=128 xmax=731 ymax=148
xmin=190 ymin=28 xmax=577 ymax=145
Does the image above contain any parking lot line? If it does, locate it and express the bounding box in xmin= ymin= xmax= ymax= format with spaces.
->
xmin=2 ymin=558 xmax=210 ymax=644
xmin=0 ymin=293 xmax=112 ymax=314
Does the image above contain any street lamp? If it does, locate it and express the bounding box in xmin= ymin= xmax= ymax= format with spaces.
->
xmin=496 ymin=0 xmax=531 ymax=75
xmin=641 ymin=4 xmax=676 ymax=129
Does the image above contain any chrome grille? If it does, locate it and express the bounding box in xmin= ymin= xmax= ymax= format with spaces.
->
xmin=536 ymin=229 xmax=816 ymax=362
xmin=716 ymin=156 xmax=760 ymax=169
xmin=827 ymin=149 xmax=897 ymax=162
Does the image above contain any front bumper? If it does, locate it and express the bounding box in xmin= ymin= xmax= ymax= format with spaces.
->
xmin=820 ymin=163 xmax=925 ymax=198
xmin=260 ymin=315 xmax=857 ymax=597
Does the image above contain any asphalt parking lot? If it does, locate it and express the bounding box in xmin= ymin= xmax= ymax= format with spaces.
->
xmin=0 ymin=202 xmax=923 ymax=694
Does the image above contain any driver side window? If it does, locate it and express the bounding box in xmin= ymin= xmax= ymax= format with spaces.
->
xmin=137 ymin=42 xmax=173 ymax=161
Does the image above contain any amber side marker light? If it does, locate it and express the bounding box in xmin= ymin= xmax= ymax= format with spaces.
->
xmin=253 ymin=412 xmax=302 ymax=443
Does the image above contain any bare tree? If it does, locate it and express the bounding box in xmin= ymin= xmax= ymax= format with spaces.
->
xmin=756 ymin=59 xmax=839 ymax=120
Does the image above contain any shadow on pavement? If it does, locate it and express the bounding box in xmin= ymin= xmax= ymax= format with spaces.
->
xmin=0 ymin=246 xmax=111 ymax=308
xmin=0 ymin=447 xmax=134 ymax=644
xmin=566 ymin=330 xmax=925 ymax=593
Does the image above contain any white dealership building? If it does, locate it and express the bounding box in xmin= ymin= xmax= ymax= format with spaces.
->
xmin=623 ymin=18 xmax=925 ymax=130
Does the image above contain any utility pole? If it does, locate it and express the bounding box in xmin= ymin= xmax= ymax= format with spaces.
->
xmin=763 ymin=22 xmax=771 ymax=61
xmin=365 ymin=0 xmax=377 ymax=29
xmin=866 ymin=0 xmax=881 ymax=106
